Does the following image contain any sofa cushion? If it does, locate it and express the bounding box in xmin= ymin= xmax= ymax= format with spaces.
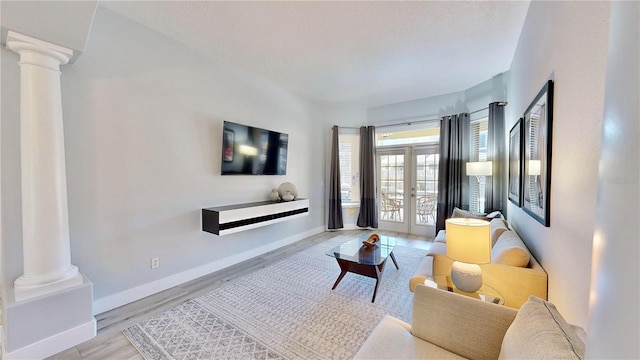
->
xmin=409 ymin=256 xmax=434 ymax=291
xmin=354 ymin=315 xmax=465 ymax=359
xmin=451 ymin=207 xmax=489 ymax=220
xmin=492 ymin=231 xmax=530 ymax=267
xmin=499 ymin=296 xmax=586 ymax=359
xmin=490 ymin=218 xmax=510 ymax=247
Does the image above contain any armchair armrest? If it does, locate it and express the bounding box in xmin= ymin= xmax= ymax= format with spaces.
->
xmin=481 ymin=262 xmax=548 ymax=309
xmin=432 ymin=253 xmax=455 ymax=275
xmin=412 ymin=284 xmax=517 ymax=360
xmin=409 ymin=255 xmax=433 ymax=291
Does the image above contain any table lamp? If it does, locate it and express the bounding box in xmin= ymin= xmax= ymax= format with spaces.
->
xmin=445 ymin=218 xmax=491 ymax=293
xmin=466 ymin=161 xmax=493 ymax=181
xmin=529 ymin=159 xmax=541 ymax=176
xmin=466 ymin=161 xmax=492 ymax=212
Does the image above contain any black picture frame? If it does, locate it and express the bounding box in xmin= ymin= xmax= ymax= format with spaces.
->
xmin=508 ymin=118 xmax=523 ymax=206
xmin=522 ymin=80 xmax=553 ymax=226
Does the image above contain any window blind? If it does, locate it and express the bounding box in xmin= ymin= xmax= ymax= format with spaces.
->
xmin=469 ymin=119 xmax=488 ymax=212
xmin=338 ymin=132 xmax=360 ymax=205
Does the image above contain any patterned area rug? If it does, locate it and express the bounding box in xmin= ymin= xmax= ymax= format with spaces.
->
xmin=123 ymin=235 xmax=429 ymax=360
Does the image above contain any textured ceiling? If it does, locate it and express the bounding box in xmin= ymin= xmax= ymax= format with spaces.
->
xmin=100 ymin=1 xmax=530 ymax=107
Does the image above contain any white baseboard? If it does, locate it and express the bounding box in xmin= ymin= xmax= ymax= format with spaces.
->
xmin=93 ymin=226 xmax=325 ymax=314
xmin=3 ymin=319 xmax=96 ymax=360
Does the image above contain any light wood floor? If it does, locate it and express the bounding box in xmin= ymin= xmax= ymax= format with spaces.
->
xmin=48 ymin=229 xmax=433 ymax=360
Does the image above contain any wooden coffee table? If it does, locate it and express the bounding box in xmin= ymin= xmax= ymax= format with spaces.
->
xmin=326 ymin=235 xmax=398 ymax=302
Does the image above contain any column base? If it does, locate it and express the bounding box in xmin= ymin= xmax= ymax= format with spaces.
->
xmin=14 ymin=266 xmax=83 ymax=301
xmin=2 ymin=275 xmax=95 ymax=359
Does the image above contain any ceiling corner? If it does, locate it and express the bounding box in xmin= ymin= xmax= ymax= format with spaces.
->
xmin=1 ymin=0 xmax=98 ymax=62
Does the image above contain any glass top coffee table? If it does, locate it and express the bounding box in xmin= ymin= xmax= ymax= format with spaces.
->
xmin=325 ymin=234 xmax=398 ymax=302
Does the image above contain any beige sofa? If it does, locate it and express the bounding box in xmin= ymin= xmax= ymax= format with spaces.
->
xmin=410 ymin=218 xmax=547 ymax=309
xmin=354 ymin=284 xmax=586 ymax=359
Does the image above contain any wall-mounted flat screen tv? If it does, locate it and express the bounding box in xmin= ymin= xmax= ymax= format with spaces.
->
xmin=221 ymin=121 xmax=288 ymax=175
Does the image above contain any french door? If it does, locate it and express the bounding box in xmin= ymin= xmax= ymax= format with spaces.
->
xmin=377 ymin=145 xmax=439 ymax=236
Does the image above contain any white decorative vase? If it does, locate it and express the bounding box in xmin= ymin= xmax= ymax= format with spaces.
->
xmin=281 ymin=191 xmax=294 ymax=202
xmin=277 ymin=182 xmax=298 ymax=200
xmin=270 ymin=189 xmax=279 ymax=201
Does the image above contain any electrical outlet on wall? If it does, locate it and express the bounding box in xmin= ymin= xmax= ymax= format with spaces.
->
xmin=151 ymin=257 xmax=160 ymax=269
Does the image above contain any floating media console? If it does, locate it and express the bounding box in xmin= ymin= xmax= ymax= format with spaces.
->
xmin=202 ymin=198 xmax=309 ymax=235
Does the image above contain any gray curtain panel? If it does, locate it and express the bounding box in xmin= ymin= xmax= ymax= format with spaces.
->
xmin=328 ymin=126 xmax=344 ymax=229
xmin=436 ymin=113 xmax=470 ymax=232
xmin=486 ymin=102 xmax=506 ymax=213
xmin=357 ymin=126 xmax=378 ymax=228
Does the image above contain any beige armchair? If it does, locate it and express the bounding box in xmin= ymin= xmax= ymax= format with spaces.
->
xmin=355 ymin=284 xmax=586 ymax=359
xmin=355 ymin=285 xmax=516 ymax=359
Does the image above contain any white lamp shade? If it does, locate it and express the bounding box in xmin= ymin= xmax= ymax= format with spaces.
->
xmin=529 ymin=160 xmax=541 ymax=176
xmin=445 ymin=218 xmax=491 ymax=264
xmin=466 ymin=161 xmax=493 ymax=176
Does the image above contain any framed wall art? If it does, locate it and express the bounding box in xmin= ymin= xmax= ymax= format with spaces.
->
xmin=508 ymin=118 xmax=523 ymax=206
xmin=522 ymin=80 xmax=553 ymax=226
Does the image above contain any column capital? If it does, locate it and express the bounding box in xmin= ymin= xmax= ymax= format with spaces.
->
xmin=6 ymin=30 xmax=73 ymax=66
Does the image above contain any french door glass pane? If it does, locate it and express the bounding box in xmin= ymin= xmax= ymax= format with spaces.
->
xmin=380 ymin=154 xmax=404 ymax=222
xmin=415 ymin=153 xmax=439 ymax=226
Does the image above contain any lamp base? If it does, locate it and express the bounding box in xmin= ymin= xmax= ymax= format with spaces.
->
xmin=451 ymin=261 xmax=482 ymax=293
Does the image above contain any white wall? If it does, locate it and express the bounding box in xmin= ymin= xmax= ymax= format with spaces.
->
xmin=586 ymin=1 xmax=639 ymax=357
xmin=0 ymin=1 xmax=97 ymax=61
xmin=367 ymin=90 xmax=465 ymax=125
xmin=1 ymin=46 xmax=21 ymax=293
xmin=367 ymin=73 xmax=509 ymax=125
xmin=1 ymin=7 xmax=325 ymax=311
xmin=506 ymin=1 xmax=610 ymax=328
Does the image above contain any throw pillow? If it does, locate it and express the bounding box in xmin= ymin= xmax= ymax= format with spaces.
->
xmin=451 ymin=207 xmax=488 ymax=220
xmin=490 ymin=218 xmax=510 ymax=247
xmin=499 ymin=296 xmax=585 ymax=359
xmin=492 ymin=231 xmax=530 ymax=267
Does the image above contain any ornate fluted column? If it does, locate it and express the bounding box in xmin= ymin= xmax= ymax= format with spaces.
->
xmin=6 ymin=31 xmax=82 ymax=301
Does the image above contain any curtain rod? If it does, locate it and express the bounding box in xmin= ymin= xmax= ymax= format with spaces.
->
xmin=337 ymin=102 xmax=507 ymax=130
